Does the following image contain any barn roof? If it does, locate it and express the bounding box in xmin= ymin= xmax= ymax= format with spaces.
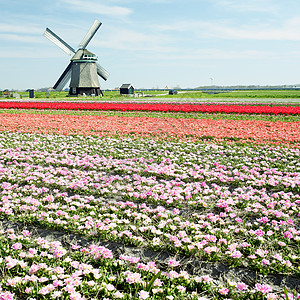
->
xmin=120 ymin=83 xmax=134 ymax=89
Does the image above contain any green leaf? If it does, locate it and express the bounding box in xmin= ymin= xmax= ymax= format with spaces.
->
xmin=146 ymin=270 xmax=162 ymax=292
xmin=283 ymin=286 xmax=289 ymax=299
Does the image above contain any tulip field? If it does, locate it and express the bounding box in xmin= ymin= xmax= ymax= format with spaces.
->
xmin=0 ymin=101 xmax=299 ymax=114
xmin=0 ymin=100 xmax=299 ymax=300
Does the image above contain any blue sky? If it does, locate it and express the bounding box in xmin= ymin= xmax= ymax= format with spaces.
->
xmin=1 ymin=0 xmax=300 ymax=90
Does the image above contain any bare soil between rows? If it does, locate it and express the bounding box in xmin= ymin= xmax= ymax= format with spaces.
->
xmin=1 ymin=218 xmax=299 ymax=294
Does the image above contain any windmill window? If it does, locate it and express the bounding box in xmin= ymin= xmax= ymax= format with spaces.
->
xmin=83 ymin=54 xmax=96 ymax=60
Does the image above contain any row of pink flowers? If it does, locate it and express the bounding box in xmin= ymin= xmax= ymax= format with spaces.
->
xmin=3 ymin=227 xmax=296 ymax=299
xmin=0 ymin=131 xmax=298 ymax=279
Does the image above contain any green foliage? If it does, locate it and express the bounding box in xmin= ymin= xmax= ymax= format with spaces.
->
xmin=8 ymin=89 xmax=300 ymax=100
xmin=209 ymin=89 xmax=300 ymax=98
xmin=150 ymin=89 xmax=300 ymax=99
xmin=18 ymin=91 xmax=68 ymax=98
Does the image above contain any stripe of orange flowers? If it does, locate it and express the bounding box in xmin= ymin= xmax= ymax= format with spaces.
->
xmin=0 ymin=113 xmax=298 ymax=147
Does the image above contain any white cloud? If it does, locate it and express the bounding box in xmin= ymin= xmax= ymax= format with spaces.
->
xmin=207 ymin=17 xmax=300 ymax=40
xmin=94 ymin=27 xmax=174 ymax=52
xmin=213 ymin=0 xmax=280 ymax=13
xmin=0 ymin=33 xmax=43 ymax=44
xmin=61 ymin=0 xmax=132 ymax=17
xmin=0 ymin=23 xmax=45 ymax=45
xmin=0 ymin=48 xmax=64 ymax=58
xmin=140 ymin=0 xmax=173 ymax=2
xmin=0 ymin=23 xmax=42 ymax=35
xmin=153 ymin=48 xmax=279 ymax=61
xmin=156 ymin=17 xmax=300 ymax=41
xmin=109 ymin=0 xmax=173 ymax=3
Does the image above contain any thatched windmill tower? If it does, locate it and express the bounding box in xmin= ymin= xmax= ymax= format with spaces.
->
xmin=44 ymin=20 xmax=109 ymax=96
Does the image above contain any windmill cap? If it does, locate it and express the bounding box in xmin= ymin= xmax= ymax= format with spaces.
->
xmin=71 ymin=49 xmax=97 ymax=61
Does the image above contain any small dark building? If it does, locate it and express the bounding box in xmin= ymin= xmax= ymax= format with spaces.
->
xmin=120 ymin=84 xmax=134 ymax=95
xmin=28 ymin=89 xmax=35 ymax=98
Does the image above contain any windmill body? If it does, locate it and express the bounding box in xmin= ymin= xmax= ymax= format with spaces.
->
xmin=69 ymin=49 xmax=101 ymax=96
xmin=44 ymin=20 xmax=109 ymax=96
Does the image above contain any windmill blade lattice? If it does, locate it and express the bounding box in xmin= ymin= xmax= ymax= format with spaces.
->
xmin=43 ymin=28 xmax=76 ymax=56
xmin=53 ymin=61 xmax=73 ymax=91
xmin=97 ymin=63 xmax=109 ymax=81
xmin=79 ymin=19 xmax=102 ymax=49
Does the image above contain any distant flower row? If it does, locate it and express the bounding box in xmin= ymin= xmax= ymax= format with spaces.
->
xmin=0 ymin=101 xmax=299 ymax=114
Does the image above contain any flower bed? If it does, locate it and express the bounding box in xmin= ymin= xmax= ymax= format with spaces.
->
xmin=0 ymin=102 xmax=299 ymax=114
xmin=1 ymin=226 xmax=290 ymax=300
xmin=0 ymin=113 xmax=299 ymax=147
xmin=0 ymin=131 xmax=299 ymax=299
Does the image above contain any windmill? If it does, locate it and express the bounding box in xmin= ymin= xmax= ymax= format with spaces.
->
xmin=43 ymin=20 xmax=109 ymax=96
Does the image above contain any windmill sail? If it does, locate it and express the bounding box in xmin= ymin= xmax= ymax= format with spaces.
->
xmin=96 ymin=63 xmax=109 ymax=81
xmin=53 ymin=62 xmax=73 ymax=90
xmin=44 ymin=28 xmax=76 ymax=55
xmin=79 ymin=20 xmax=102 ymax=49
